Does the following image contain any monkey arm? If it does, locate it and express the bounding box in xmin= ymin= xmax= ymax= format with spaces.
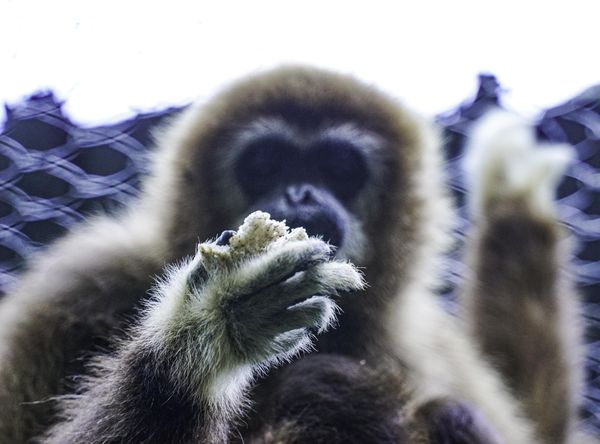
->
xmin=42 ymin=336 xmax=223 ymax=444
xmin=0 ymin=218 xmax=162 ymax=443
xmin=462 ymin=200 xmax=580 ymax=444
xmin=460 ymin=111 xmax=582 ymax=444
xmin=43 ymin=214 xmax=365 ymax=443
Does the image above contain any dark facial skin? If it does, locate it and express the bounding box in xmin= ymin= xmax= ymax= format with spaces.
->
xmin=234 ymin=133 xmax=369 ymax=249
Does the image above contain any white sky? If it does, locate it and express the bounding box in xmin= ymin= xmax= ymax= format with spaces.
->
xmin=1 ymin=1 xmax=599 ymax=126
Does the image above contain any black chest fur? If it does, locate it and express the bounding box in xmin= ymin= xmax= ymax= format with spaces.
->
xmin=240 ymin=354 xmax=408 ymax=444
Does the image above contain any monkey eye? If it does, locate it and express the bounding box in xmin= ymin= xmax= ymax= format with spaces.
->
xmin=309 ymin=140 xmax=369 ymax=201
xmin=235 ymin=136 xmax=296 ymax=198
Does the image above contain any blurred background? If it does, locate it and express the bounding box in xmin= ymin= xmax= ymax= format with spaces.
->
xmin=1 ymin=0 xmax=599 ymax=124
xmin=1 ymin=0 xmax=600 ymax=435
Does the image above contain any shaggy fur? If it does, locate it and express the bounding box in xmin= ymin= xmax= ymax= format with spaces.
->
xmin=0 ymin=66 xmax=588 ymax=443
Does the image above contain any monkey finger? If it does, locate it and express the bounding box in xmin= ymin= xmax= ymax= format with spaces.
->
xmin=230 ymin=238 xmax=334 ymax=295
xmin=230 ymin=261 xmax=363 ymax=318
xmin=261 ymin=328 xmax=314 ymax=363
xmin=256 ymin=260 xmax=365 ymax=307
xmin=280 ymin=295 xmax=339 ymax=334
xmin=300 ymin=261 xmax=366 ymax=296
xmin=228 ymin=295 xmax=337 ymax=359
xmin=259 ymin=296 xmax=338 ymax=354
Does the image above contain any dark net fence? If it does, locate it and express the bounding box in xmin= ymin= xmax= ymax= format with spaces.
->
xmin=0 ymin=95 xmax=184 ymax=291
xmin=1 ymin=79 xmax=599 ymax=434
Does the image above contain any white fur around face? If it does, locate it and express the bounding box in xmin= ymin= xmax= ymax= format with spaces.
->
xmin=464 ymin=110 xmax=573 ymax=219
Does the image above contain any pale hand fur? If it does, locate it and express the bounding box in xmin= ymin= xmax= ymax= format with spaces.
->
xmin=464 ymin=109 xmax=573 ymax=219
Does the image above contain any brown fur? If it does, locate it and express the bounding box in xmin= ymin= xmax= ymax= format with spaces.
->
xmin=154 ymin=66 xmax=449 ymax=361
xmin=0 ymin=66 xmax=586 ymax=443
xmin=462 ymin=198 xmax=582 ymax=443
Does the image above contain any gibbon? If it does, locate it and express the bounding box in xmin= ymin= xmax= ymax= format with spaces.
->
xmin=0 ymin=66 xmax=591 ymax=443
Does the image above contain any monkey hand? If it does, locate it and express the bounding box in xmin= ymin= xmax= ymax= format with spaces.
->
xmin=192 ymin=211 xmax=365 ymax=366
xmin=141 ymin=212 xmax=365 ymax=396
xmin=464 ymin=110 xmax=573 ymax=219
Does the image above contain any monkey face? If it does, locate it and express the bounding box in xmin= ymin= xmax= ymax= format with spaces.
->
xmin=167 ymin=67 xmax=439 ymax=275
xmin=231 ymin=122 xmax=373 ymax=254
xmin=226 ymin=117 xmax=381 ymax=262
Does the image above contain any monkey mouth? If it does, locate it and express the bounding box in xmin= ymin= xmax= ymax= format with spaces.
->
xmin=267 ymin=207 xmax=346 ymax=249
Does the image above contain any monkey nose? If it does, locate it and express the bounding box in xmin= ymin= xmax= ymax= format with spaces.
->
xmin=285 ymin=184 xmax=314 ymax=205
xmin=215 ymin=230 xmax=236 ymax=246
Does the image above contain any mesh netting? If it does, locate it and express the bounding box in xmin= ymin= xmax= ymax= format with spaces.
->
xmin=1 ymin=80 xmax=599 ymax=433
xmin=0 ymin=94 xmax=184 ymax=291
